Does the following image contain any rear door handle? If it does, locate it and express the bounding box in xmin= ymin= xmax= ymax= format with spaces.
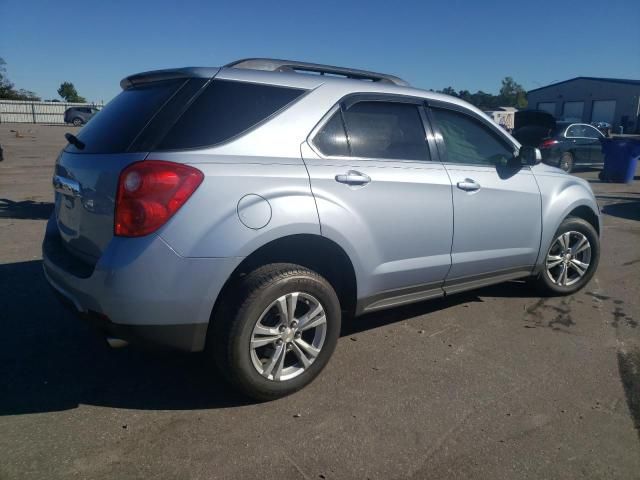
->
xmin=456 ymin=179 xmax=481 ymax=192
xmin=335 ymin=170 xmax=371 ymax=186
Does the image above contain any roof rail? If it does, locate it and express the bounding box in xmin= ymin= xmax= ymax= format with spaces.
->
xmin=224 ymin=58 xmax=409 ymax=87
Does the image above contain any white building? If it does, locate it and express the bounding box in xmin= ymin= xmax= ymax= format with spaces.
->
xmin=484 ymin=106 xmax=517 ymax=131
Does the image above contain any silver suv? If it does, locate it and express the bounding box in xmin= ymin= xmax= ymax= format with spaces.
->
xmin=43 ymin=59 xmax=601 ymax=400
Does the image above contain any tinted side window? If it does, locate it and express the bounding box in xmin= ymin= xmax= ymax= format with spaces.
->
xmin=566 ymin=125 xmax=583 ymax=137
xmin=431 ymin=108 xmax=513 ymax=165
xmin=583 ymin=125 xmax=602 ymax=139
xmin=584 ymin=126 xmax=603 ymax=139
xmin=342 ymin=101 xmax=429 ymax=161
xmin=158 ymin=80 xmax=306 ymax=150
xmin=313 ymin=111 xmax=349 ymax=156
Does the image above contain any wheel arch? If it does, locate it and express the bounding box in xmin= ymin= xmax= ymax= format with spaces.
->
xmin=567 ymin=204 xmax=600 ymax=235
xmin=535 ymin=193 xmax=600 ymax=272
xmin=210 ymin=234 xmax=358 ymax=327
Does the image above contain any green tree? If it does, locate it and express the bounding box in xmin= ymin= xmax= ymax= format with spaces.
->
xmin=499 ymin=76 xmax=527 ymax=108
xmin=0 ymin=57 xmax=41 ymax=100
xmin=57 ymin=81 xmax=86 ymax=103
xmin=457 ymin=89 xmax=472 ymax=102
xmin=439 ymin=86 xmax=458 ymax=96
xmin=516 ymin=90 xmax=528 ymax=109
xmin=436 ymin=77 xmax=528 ymax=110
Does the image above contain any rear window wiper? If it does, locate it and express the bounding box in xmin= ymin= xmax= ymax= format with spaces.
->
xmin=65 ymin=132 xmax=85 ymax=150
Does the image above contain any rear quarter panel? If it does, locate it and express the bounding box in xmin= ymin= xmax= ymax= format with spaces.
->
xmin=145 ymin=82 xmax=341 ymax=258
xmin=149 ymin=153 xmax=321 ymax=258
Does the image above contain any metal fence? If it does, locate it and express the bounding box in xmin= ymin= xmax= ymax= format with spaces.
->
xmin=0 ymin=100 xmax=104 ymax=124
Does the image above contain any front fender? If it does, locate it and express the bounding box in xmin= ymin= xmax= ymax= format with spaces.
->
xmin=534 ymin=168 xmax=600 ymax=269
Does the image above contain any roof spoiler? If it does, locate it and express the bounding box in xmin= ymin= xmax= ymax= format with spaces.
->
xmin=120 ymin=67 xmax=220 ymax=90
xmin=224 ymin=58 xmax=409 ymax=87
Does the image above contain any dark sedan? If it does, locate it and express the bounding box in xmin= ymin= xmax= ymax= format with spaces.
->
xmin=539 ymin=122 xmax=605 ymax=172
xmin=513 ymin=111 xmax=605 ymax=173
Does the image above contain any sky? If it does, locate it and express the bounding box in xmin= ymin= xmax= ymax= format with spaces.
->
xmin=2 ymin=0 xmax=639 ymax=103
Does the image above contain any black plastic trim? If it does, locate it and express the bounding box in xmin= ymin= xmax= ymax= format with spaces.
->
xmin=43 ymin=233 xmax=95 ymax=278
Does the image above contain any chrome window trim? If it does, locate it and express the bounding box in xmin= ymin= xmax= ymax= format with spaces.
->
xmin=564 ymin=123 xmax=605 ymax=140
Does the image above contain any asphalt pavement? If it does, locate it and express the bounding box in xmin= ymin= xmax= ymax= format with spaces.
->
xmin=0 ymin=124 xmax=638 ymax=479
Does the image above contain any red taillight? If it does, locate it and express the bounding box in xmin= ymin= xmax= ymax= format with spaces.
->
xmin=540 ymin=139 xmax=558 ymax=149
xmin=115 ymin=160 xmax=204 ymax=237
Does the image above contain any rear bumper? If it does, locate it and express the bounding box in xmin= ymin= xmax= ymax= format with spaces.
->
xmin=47 ymin=282 xmax=209 ymax=350
xmin=42 ymin=217 xmax=242 ymax=351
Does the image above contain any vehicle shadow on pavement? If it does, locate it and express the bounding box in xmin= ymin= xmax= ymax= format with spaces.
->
xmin=343 ymin=280 xmax=540 ymax=336
xmin=0 ymin=260 xmax=252 ymax=415
xmin=0 ymin=198 xmax=54 ymax=220
xmin=617 ymin=349 xmax=640 ymax=442
xmin=598 ymin=197 xmax=640 ymax=222
xmin=0 ymin=259 xmax=543 ymax=416
xmin=5 ymin=257 xmax=635 ymax=432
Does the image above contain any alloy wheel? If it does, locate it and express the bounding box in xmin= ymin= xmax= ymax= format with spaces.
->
xmin=250 ymin=292 xmax=327 ymax=381
xmin=545 ymin=231 xmax=592 ymax=286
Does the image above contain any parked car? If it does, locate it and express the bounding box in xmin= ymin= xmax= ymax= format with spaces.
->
xmin=591 ymin=121 xmax=612 ymax=136
xmin=44 ymin=59 xmax=601 ymax=400
xmin=64 ymin=106 xmax=99 ymax=126
xmin=513 ymin=110 xmax=605 ymax=173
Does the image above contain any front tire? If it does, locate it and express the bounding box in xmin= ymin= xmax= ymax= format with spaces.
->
xmin=210 ymin=263 xmax=341 ymax=401
xmin=534 ymin=217 xmax=600 ymax=295
xmin=72 ymin=117 xmax=83 ymax=127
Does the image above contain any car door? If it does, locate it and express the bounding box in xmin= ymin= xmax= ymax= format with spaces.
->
xmin=302 ymin=96 xmax=454 ymax=312
xmin=581 ymin=124 xmax=605 ymax=164
xmin=565 ymin=124 xmax=598 ymax=164
xmin=427 ymin=102 xmax=542 ymax=293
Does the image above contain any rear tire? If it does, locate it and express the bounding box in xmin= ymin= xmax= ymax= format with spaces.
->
xmin=72 ymin=118 xmax=83 ymax=127
xmin=209 ymin=263 xmax=341 ymax=401
xmin=559 ymin=152 xmax=574 ymax=173
xmin=534 ymin=217 xmax=599 ymax=296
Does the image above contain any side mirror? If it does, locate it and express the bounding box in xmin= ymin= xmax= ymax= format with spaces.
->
xmin=518 ymin=146 xmax=542 ymax=166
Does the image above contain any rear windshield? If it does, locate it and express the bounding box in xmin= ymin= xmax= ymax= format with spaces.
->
xmin=67 ymin=79 xmax=184 ymax=154
xmin=66 ymin=78 xmax=306 ymax=154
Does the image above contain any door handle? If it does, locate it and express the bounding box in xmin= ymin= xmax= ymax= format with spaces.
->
xmin=335 ymin=170 xmax=371 ymax=186
xmin=456 ymin=178 xmax=481 ymax=192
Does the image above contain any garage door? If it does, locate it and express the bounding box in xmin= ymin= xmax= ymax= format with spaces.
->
xmin=537 ymin=102 xmax=556 ymax=115
xmin=591 ymin=100 xmax=616 ymax=123
xmin=563 ymin=102 xmax=584 ymax=122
